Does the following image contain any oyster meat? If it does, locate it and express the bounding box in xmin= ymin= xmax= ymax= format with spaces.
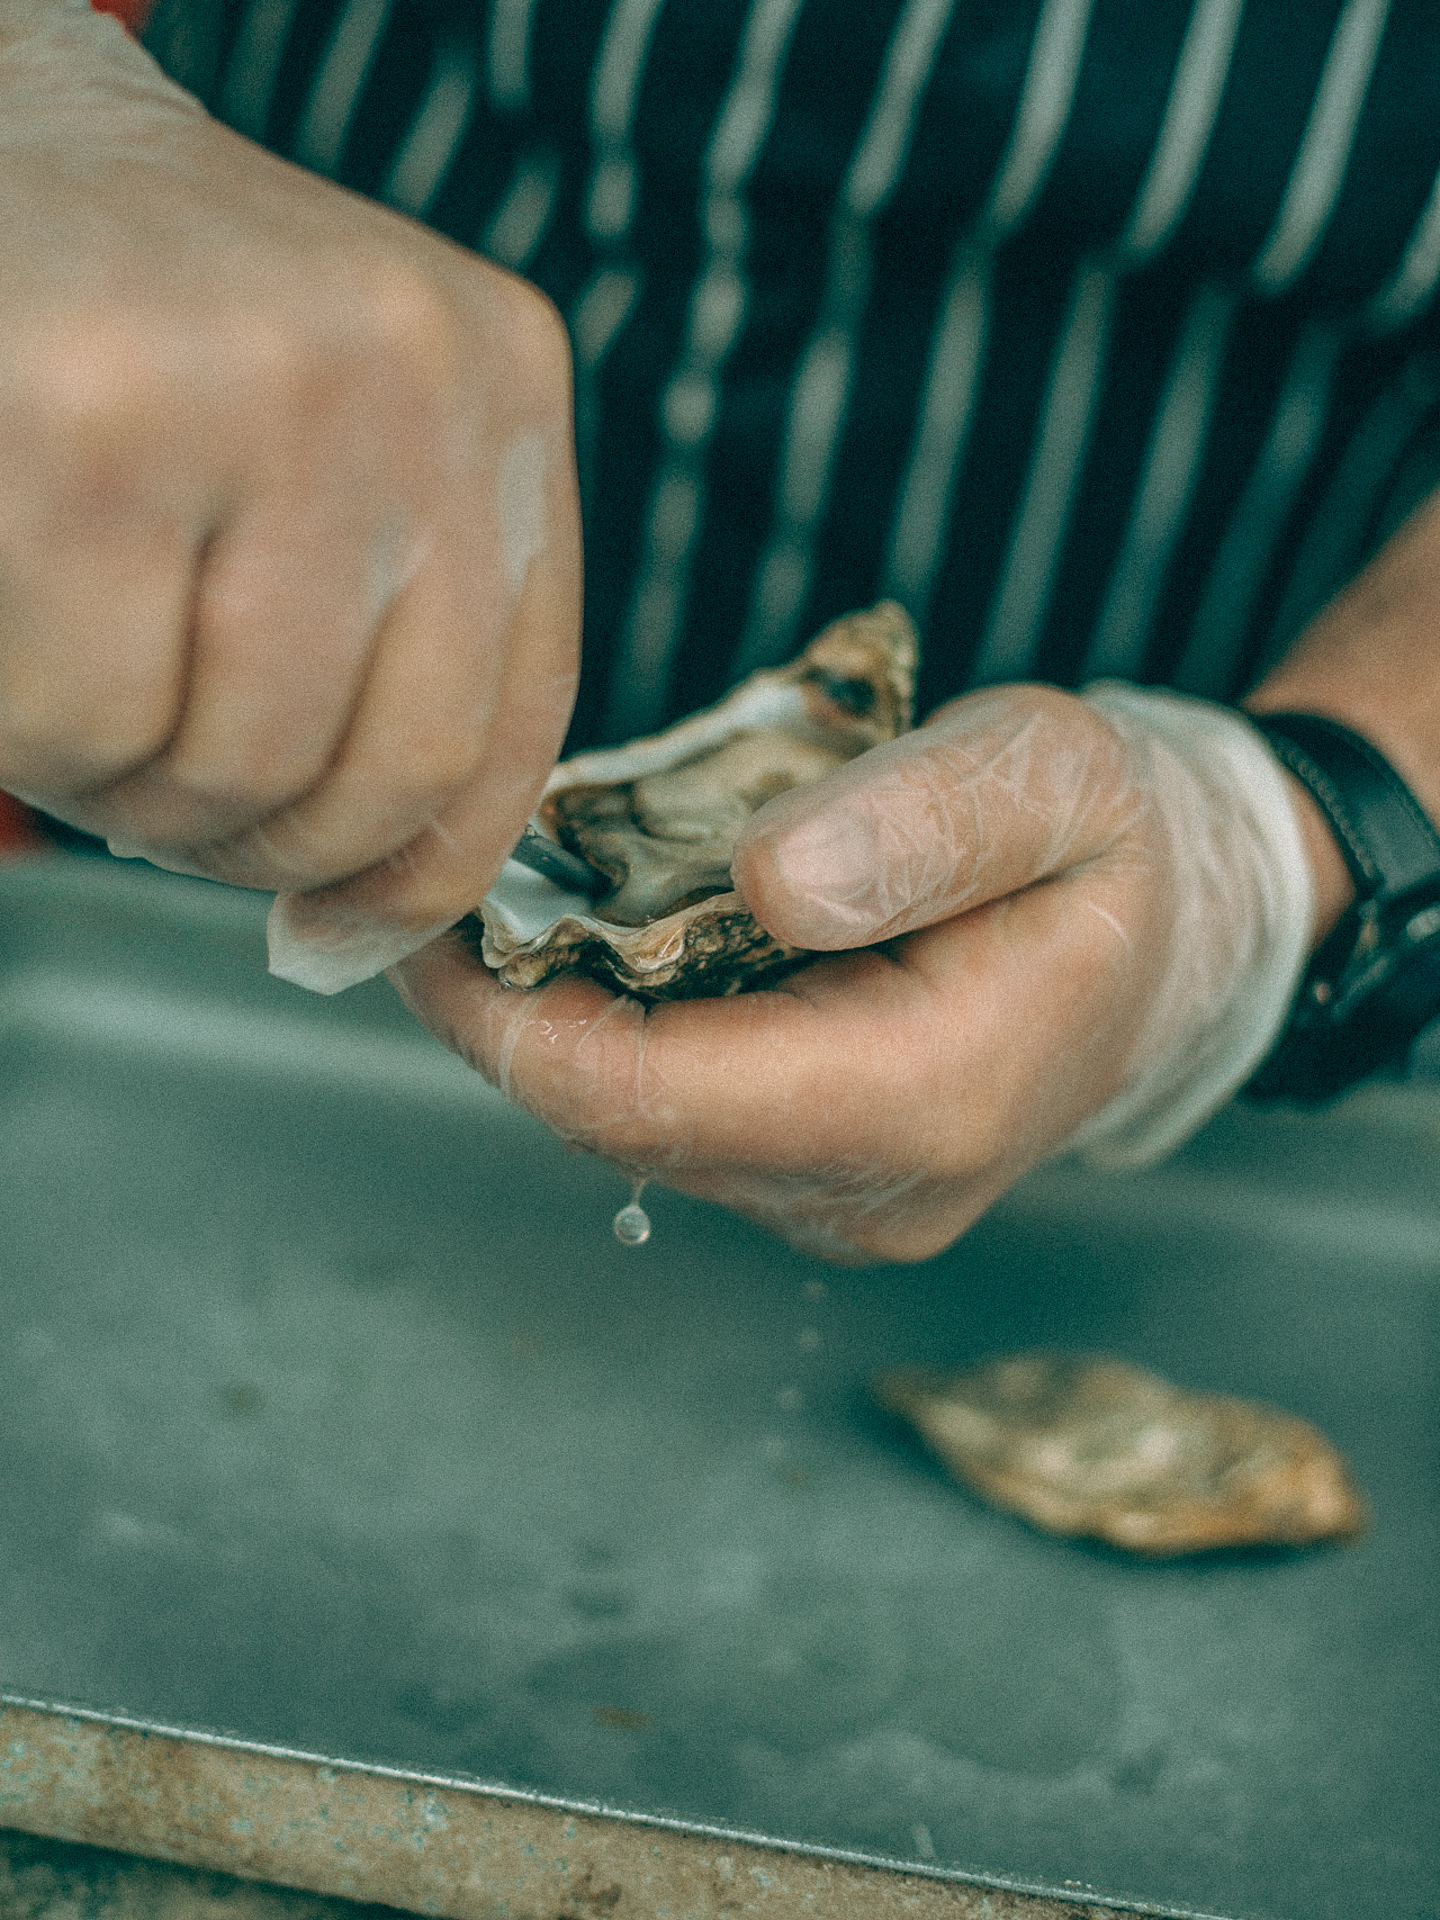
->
xmin=475 ymin=602 xmax=917 ymax=1000
xmin=875 ymin=1353 xmax=1366 ymax=1556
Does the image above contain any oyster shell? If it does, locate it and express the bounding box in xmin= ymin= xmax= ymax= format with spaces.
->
xmin=875 ymin=1354 xmax=1366 ymax=1557
xmin=475 ymin=602 xmax=917 ymax=1000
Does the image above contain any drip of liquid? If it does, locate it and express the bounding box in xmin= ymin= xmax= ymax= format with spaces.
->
xmin=613 ymin=1176 xmax=652 ymax=1247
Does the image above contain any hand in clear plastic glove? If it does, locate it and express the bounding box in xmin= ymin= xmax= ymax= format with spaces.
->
xmin=0 ymin=0 xmax=579 ymax=990
xmin=393 ymin=683 xmax=1314 ymax=1263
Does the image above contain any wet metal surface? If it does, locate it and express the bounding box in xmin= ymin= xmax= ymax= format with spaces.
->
xmin=0 ymin=860 xmax=1436 ymax=1920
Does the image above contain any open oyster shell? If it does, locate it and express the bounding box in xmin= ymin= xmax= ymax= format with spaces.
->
xmin=474 ymin=602 xmax=917 ymax=1000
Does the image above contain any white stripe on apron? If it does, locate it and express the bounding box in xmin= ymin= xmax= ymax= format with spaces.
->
xmin=489 ymin=0 xmax=539 ymax=112
xmin=1117 ymin=0 xmax=1247 ymax=263
xmin=1175 ymin=322 xmax=1344 ymax=694
xmin=1083 ymin=282 xmax=1236 ymax=681
xmin=479 ymin=0 xmax=558 ymax=270
xmin=1260 ymin=351 xmax=1440 ymax=667
xmin=731 ymin=0 xmax=989 ymax=678
xmin=292 ymin=0 xmax=395 ymax=176
xmin=878 ymin=0 xmax=1101 ymax=631
xmin=1251 ymin=0 xmax=1394 ymax=296
xmin=218 ymin=0 xmax=303 ymax=139
xmin=568 ymin=0 xmax=674 ymax=492
xmin=604 ymin=0 xmax=809 ymax=737
xmin=971 ymin=259 xmax=1116 ymax=684
xmin=382 ymin=41 xmax=480 ymax=216
xmin=1369 ymin=162 xmax=1440 ymax=332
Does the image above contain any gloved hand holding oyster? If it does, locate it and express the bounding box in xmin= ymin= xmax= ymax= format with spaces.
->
xmin=394 ymin=614 xmax=1316 ymax=1262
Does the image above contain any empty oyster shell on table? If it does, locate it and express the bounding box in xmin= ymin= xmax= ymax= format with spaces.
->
xmin=473 ymin=602 xmax=917 ymax=1001
xmin=875 ymin=1354 xmax=1366 ymax=1557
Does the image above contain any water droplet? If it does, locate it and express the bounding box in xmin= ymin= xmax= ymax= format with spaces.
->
xmin=613 ymin=1175 xmax=651 ymax=1246
xmin=613 ymin=1202 xmax=651 ymax=1246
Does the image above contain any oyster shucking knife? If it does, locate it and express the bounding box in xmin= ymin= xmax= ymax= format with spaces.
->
xmin=509 ymin=824 xmax=609 ymax=897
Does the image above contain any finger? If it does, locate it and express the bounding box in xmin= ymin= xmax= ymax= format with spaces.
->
xmin=265 ymin=642 xmax=576 ymax=991
xmin=0 ymin=325 xmax=197 ymax=800
xmin=176 ymin=410 xmax=571 ymax=891
xmin=1 ymin=300 xmax=417 ymax=847
xmin=732 ymin=685 xmax=1143 ymax=950
xmin=388 ymin=903 xmax=1026 ymax=1182
xmin=392 ymin=857 xmax=1148 ymax=1258
xmin=0 ymin=523 xmax=193 ymax=808
xmin=201 ymin=542 xmax=508 ymax=887
xmin=392 ymin=935 xmax=868 ymax=1163
xmin=652 ymin=1162 xmax=982 ymax=1267
xmin=264 ymin=465 xmax=580 ymax=992
xmin=387 ymin=940 xmax=979 ymax=1260
xmin=92 ymin=437 xmax=424 ymax=852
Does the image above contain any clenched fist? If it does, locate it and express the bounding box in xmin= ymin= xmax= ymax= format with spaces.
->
xmin=0 ymin=0 xmax=580 ymax=987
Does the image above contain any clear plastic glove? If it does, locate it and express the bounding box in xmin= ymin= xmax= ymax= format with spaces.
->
xmin=0 ymin=0 xmax=579 ymax=990
xmin=393 ymin=683 xmax=1314 ymax=1262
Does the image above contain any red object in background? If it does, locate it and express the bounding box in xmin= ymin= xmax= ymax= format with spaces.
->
xmin=0 ymin=793 xmax=43 ymax=856
xmin=90 ymin=0 xmax=154 ymax=32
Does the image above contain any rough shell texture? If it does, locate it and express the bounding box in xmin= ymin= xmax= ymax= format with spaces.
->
xmin=874 ymin=1353 xmax=1366 ymax=1557
xmin=474 ymin=603 xmax=917 ymax=1000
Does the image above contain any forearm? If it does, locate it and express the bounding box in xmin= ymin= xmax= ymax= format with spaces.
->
xmin=1244 ymin=484 xmax=1440 ymax=943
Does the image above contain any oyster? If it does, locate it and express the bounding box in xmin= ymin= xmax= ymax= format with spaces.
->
xmin=875 ymin=1354 xmax=1366 ymax=1557
xmin=475 ymin=602 xmax=917 ymax=1000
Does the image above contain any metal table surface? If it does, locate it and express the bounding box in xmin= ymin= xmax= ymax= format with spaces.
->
xmin=0 ymin=858 xmax=1435 ymax=1920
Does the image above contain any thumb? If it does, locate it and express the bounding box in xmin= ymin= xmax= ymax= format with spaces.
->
xmin=732 ymin=685 xmax=1140 ymax=950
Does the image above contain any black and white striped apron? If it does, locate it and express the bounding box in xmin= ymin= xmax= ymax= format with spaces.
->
xmin=153 ymin=0 xmax=1440 ymax=750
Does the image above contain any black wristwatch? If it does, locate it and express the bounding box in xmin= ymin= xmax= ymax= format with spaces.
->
xmin=1244 ymin=712 xmax=1440 ymax=1105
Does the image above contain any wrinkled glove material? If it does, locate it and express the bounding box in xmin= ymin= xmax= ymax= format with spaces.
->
xmin=1062 ymin=684 xmax=1313 ymax=1169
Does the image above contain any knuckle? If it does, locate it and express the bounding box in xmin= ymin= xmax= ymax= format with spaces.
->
xmin=0 ymin=680 xmax=167 ymax=794
xmin=252 ymin=259 xmax=457 ymax=424
xmin=838 ymin=1208 xmax=961 ymax=1265
xmin=494 ymin=279 xmax=574 ymax=412
xmin=532 ymin=1066 xmax=644 ymax=1153
xmin=826 ymin=1204 xmax=904 ymax=1262
xmin=357 ymin=258 xmax=457 ymax=371
xmin=0 ymin=706 xmax=69 ymax=781
xmin=0 ymin=664 xmax=63 ymax=758
xmin=156 ymin=751 xmax=293 ymax=825
xmin=392 ymin=722 xmax=481 ymax=802
xmin=7 ymin=318 xmax=165 ymax=521
xmin=27 ymin=315 xmax=164 ymax=434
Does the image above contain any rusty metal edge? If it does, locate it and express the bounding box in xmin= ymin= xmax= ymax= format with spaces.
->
xmin=0 ymin=1692 xmax=1246 ymax=1920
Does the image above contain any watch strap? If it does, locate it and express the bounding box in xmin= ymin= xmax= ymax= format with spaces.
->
xmin=1245 ymin=712 xmax=1440 ymax=1104
xmin=1247 ymin=712 xmax=1440 ymax=898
